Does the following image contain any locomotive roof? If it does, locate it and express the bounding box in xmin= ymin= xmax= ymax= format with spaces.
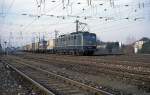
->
xmin=70 ymin=31 xmax=89 ymax=34
xmin=58 ymin=31 xmax=95 ymax=38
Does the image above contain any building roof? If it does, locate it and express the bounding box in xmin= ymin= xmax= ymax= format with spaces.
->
xmin=139 ymin=37 xmax=150 ymax=41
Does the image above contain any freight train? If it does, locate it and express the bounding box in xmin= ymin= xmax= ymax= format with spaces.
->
xmin=21 ymin=20 xmax=122 ymax=55
xmin=22 ymin=31 xmax=97 ymax=55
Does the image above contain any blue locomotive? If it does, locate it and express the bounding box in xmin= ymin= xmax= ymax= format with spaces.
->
xmin=54 ymin=31 xmax=97 ymax=55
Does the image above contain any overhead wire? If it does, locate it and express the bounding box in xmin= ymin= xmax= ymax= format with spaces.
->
xmin=92 ymin=20 xmax=144 ymax=34
xmin=1 ymin=0 xmax=150 ymax=45
xmin=19 ymin=18 xmax=38 ymax=40
xmin=95 ymin=21 xmax=145 ymax=43
xmin=6 ymin=0 xmax=16 ymax=15
xmin=37 ymin=0 xmax=148 ymax=38
xmin=1 ymin=0 xmax=5 ymax=17
xmin=90 ymin=0 xmax=146 ymax=31
xmin=61 ymin=2 xmax=142 ymax=33
xmin=18 ymin=0 xmax=68 ymax=43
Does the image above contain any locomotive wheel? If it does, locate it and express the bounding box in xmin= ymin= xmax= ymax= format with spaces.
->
xmin=79 ymin=52 xmax=84 ymax=56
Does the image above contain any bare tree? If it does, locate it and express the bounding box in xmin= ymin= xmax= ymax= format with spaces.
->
xmin=126 ymin=35 xmax=136 ymax=45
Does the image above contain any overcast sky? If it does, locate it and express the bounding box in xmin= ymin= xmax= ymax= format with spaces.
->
xmin=0 ymin=0 xmax=150 ymax=47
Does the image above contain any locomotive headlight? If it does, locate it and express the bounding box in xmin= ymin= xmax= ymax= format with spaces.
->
xmin=89 ymin=41 xmax=92 ymax=44
xmin=92 ymin=36 xmax=95 ymax=39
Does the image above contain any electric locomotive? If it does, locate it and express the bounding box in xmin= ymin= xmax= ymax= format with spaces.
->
xmin=54 ymin=31 xmax=97 ymax=55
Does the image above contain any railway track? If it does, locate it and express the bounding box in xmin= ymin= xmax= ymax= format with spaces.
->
xmin=5 ymin=54 xmax=150 ymax=94
xmin=97 ymin=54 xmax=150 ymax=63
xmin=0 ymin=61 xmax=54 ymax=95
xmin=2 ymin=58 xmax=113 ymax=95
xmin=18 ymin=54 xmax=150 ymax=78
xmin=21 ymin=53 xmax=150 ymax=68
xmin=14 ymin=54 xmax=150 ymax=90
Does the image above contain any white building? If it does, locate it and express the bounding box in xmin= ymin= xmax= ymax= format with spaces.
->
xmin=134 ymin=38 xmax=149 ymax=53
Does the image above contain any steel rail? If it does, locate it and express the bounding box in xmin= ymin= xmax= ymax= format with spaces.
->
xmin=3 ymin=59 xmax=113 ymax=95
xmin=3 ymin=62 xmax=55 ymax=95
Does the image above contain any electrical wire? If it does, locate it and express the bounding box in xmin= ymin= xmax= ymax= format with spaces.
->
xmin=6 ymin=0 xmax=16 ymax=15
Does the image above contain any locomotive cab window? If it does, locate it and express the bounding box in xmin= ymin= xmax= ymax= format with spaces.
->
xmin=83 ymin=34 xmax=96 ymax=45
xmin=68 ymin=36 xmax=70 ymax=40
xmin=74 ymin=36 xmax=76 ymax=39
xmin=71 ymin=36 xmax=74 ymax=40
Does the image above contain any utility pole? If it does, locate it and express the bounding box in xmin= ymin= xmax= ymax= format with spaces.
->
xmin=110 ymin=0 xmax=114 ymax=8
xmin=0 ymin=37 xmax=2 ymax=54
xmin=42 ymin=32 xmax=47 ymax=52
xmin=55 ymin=30 xmax=59 ymax=39
xmin=19 ymin=31 xmax=23 ymax=47
xmin=38 ymin=32 xmax=41 ymax=51
xmin=32 ymin=32 xmax=36 ymax=52
xmin=38 ymin=32 xmax=41 ymax=42
xmin=4 ymin=41 xmax=7 ymax=55
xmin=54 ymin=30 xmax=59 ymax=50
xmin=87 ymin=0 xmax=92 ymax=6
xmin=8 ymin=32 xmax=14 ymax=48
xmin=76 ymin=20 xmax=79 ymax=32
xmin=32 ymin=32 xmax=35 ymax=44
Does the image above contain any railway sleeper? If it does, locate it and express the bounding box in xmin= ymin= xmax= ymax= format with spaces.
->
xmin=60 ymin=90 xmax=88 ymax=95
xmin=137 ymin=84 xmax=150 ymax=93
xmin=50 ymin=84 xmax=69 ymax=88
xmin=56 ymin=88 xmax=79 ymax=92
xmin=46 ymin=87 xmax=80 ymax=95
xmin=37 ymin=79 xmax=57 ymax=83
xmin=54 ymin=86 xmax=73 ymax=90
xmin=49 ymin=84 xmax=74 ymax=90
xmin=44 ymin=83 xmax=89 ymax=95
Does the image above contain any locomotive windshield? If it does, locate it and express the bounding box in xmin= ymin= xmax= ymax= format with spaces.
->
xmin=83 ymin=33 xmax=96 ymax=46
